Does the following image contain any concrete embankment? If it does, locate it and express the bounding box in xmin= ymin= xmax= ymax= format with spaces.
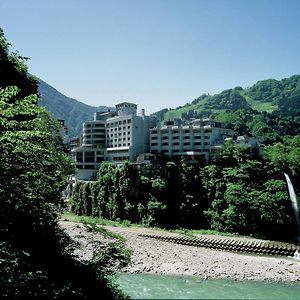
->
xmin=139 ymin=232 xmax=300 ymax=257
xmin=104 ymin=225 xmax=300 ymax=282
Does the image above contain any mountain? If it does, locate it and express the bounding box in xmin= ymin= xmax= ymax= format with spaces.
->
xmin=38 ymin=79 xmax=112 ymax=136
xmin=152 ymin=75 xmax=300 ymax=145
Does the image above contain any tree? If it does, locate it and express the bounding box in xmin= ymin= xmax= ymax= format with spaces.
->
xmin=0 ymin=29 xmax=127 ymax=299
xmin=265 ymin=135 xmax=300 ymax=175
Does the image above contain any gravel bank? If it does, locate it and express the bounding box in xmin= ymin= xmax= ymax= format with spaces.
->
xmin=60 ymin=221 xmax=300 ymax=282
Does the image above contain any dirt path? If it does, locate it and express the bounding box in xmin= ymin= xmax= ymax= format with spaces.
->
xmin=60 ymin=221 xmax=300 ymax=282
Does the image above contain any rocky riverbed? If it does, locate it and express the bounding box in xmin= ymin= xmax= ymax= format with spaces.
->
xmin=60 ymin=220 xmax=300 ymax=282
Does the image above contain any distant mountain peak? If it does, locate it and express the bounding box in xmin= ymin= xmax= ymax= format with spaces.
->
xmin=38 ymin=79 xmax=113 ymax=136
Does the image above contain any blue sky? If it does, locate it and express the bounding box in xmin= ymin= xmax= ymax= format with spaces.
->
xmin=1 ymin=0 xmax=300 ymax=113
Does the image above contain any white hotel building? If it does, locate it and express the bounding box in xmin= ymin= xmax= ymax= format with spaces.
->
xmin=149 ymin=119 xmax=234 ymax=162
xmin=71 ymin=102 xmax=262 ymax=180
xmin=71 ymin=102 xmax=156 ymax=180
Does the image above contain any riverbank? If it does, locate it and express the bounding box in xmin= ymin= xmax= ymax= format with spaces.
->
xmin=60 ymin=220 xmax=300 ymax=282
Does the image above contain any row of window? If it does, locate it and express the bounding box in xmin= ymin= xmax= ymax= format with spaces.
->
xmin=84 ymin=123 xmax=105 ymax=128
xmin=83 ymin=128 xmax=106 ymax=133
xmin=108 ymin=126 xmax=131 ymax=131
xmin=107 ymin=143 xmax=131 ymax=147
xmin=151 ymin=135 xmax=210 ymax=140
xmin=150 ymin=141 xmax=210 ymax=146
xmin=153 ymin=149 xmax=210 ymax=154
xmin=107 ymin=131 xmax=131 ymax=138
xmin=84 ymin=134 xmax=106 ymax=139
xmin=106 ymin=119 xmax=131 ymax=127
xmin=151 ymin=128 xmax=212 ymax=134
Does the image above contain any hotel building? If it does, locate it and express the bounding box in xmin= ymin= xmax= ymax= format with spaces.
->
xmin=149 ymin=118 xmax=234 ymax=163
xmin=71 ymin=102 xmax=156 ymax=180
xmin=71 ymin=102 xmax=263 ymax=180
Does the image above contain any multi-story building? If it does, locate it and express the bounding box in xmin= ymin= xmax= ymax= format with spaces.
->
xmin=71 ymin=103 xmax=264 ymax=180
xmin=71 ymin=111 xmax=115 ymax=180
xmin=149 ymin=118 xmax=233 ymax=163
xmin=71 ymin=102 xmax=156 ymax=180
xmin=105 ymin=103 xmax=156 ymax=162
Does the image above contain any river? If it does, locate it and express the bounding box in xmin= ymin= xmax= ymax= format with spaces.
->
xmin=117 ymin=272 xmax=300 ymax=299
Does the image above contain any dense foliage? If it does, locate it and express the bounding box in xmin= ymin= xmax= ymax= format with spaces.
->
xmin=152 ymin=75 xmax=300 ymax=145
xmin=70 ymin=152 xmax=298 ymax=241
xmin=0 ymin=28 xmax=127 ymax=299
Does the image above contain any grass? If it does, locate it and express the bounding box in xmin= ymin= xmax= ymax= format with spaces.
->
xmin=62 ymin=212 xmax=240 ymax=238
xmin=62 ymin=211 xmax=145 ymax=229
xmin=172 ymin=228 xmax=238 ymax=237
xmin=243 ymin=93 xmax=278 ymax=113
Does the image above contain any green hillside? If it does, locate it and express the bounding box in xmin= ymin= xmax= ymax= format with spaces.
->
xmin=38 ymin=79 xmax=113 ymax=136
xmin=152 ymin=75 xmax=300 ymax=144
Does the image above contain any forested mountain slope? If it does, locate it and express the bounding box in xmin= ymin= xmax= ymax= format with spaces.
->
xmin=152 ymin=75 xmax=300 ymax=144
xmin=38 ymin=79 xmax=113 ymax=136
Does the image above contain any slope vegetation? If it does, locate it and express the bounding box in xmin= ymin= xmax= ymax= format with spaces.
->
xmin=38 ymin=79 xmax=112 ymax=136
xmin=152 ymin=75 xmax=300 ymax=144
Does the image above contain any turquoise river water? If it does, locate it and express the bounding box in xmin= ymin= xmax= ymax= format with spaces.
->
xmin=117 ymin=273 xmax=300 ymax=299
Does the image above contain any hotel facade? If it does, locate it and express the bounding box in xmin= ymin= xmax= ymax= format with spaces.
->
xmin=149 ymin=118 xmax=233 ymax=162
xmin=71 ymin=102 xmax=263 ymax=180
xmin=71 ymin=102 xmax=156 ymax=179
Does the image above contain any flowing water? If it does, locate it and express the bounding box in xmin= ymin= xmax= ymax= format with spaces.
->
xmin=284 ymin=173 xmax=300 ymax=239
xmin=117 ymin=273 xmax=300 ymax=299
